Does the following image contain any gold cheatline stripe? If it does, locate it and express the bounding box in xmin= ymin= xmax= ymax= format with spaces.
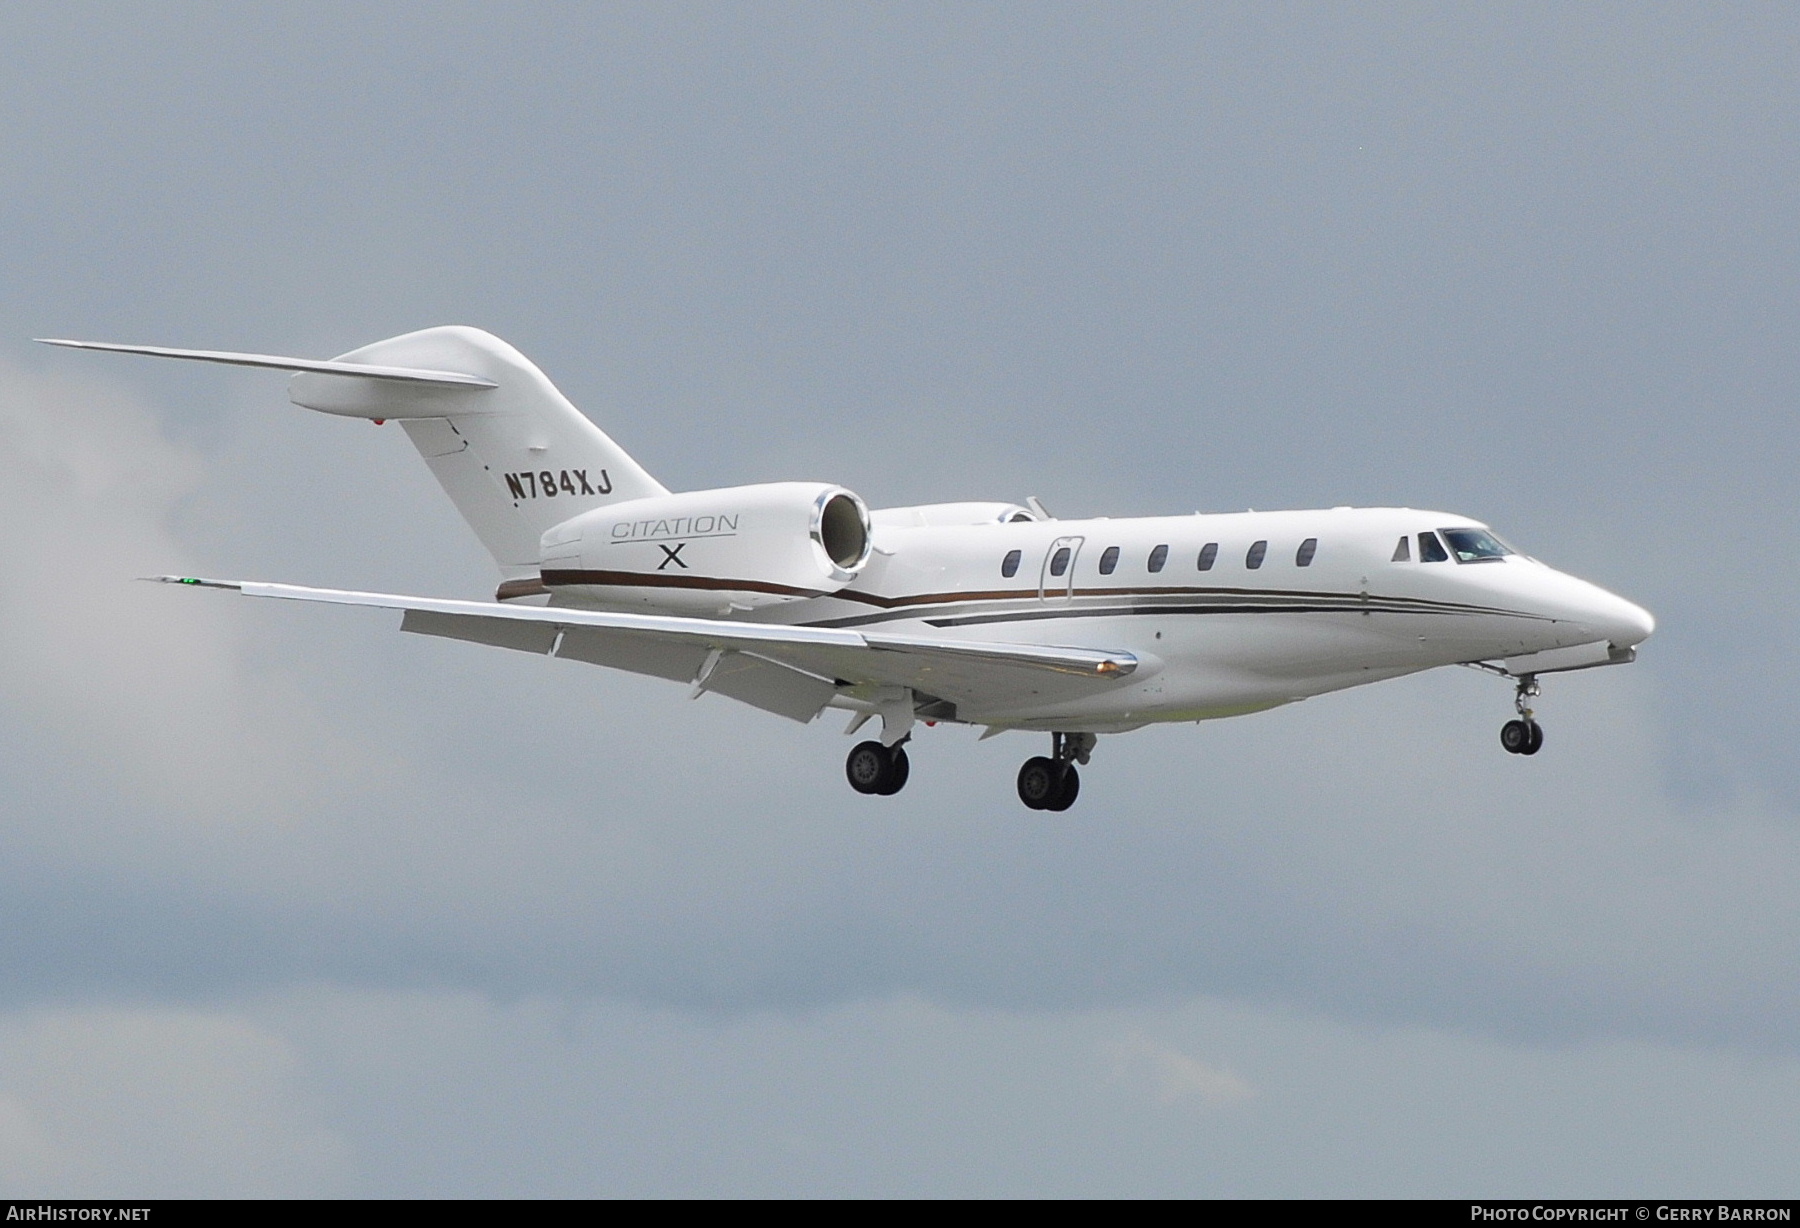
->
xmin=537 ymin=569 xmax=1536 ymax=634
xmin=540 ymin=569 xmax=1515 ymax=618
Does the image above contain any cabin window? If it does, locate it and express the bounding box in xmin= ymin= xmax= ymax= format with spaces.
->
xmin=1098 ymin=546 xmax=1121 ymax=575
xmin=1049 ymin=546 xmax=1072 ymax=577
xmin=1197 ymin=542 xmax=1218 ymax=571
xmin=1440 ymin=527 xmax=1514 ymax=563
xmin=1148 ymin=544 xmax=1168 ymax=573
xmin=1001 ymin=549 xmax=1022 ymax=578
xmin=1246 ymin=540 xmax=1268 ymax=569
xmin=1418 ymin=532 xmax=1449 ymax=563
xmin=1296 ymin=537 xmax=1318 ymax=567
xmin=1392 ymin=536 xmax=1411 ymax=562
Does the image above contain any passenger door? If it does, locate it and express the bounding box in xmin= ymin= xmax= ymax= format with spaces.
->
xmin=1039 ymin=536 xmax=1084 ymax=603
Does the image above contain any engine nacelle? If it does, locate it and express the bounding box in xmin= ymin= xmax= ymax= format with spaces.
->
xmin=537 ymin=482 xmax=872 ymax=614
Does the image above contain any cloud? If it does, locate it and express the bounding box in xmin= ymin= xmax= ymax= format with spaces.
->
xmin=1110 ymin=1031 xmax=1256 ymax=1106
xmin=0 ymin=1006 xmax=348 ymax=1197
xmin=0 ymin=357 xmax=368 ymax=822
xmin=133 ymin=987 xmax=1800 ymax=1196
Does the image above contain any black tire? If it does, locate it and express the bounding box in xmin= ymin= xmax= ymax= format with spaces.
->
xmin=1042 ymin=763 xmax=1080 ymax=812
xmin=846 ymin=740 xmax=893 ymax=794
xmin=1521 ymin=720 xmax=1544 ymax=756
xmin=876 ymin=747 xmax=910 ymax=794
xmin=1017 ymin=756 xmax=1060 ymax=809
xmin=1500 ymin=719 xmax=1531 ymax=755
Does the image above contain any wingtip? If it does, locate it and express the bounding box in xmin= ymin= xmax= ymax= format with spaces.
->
xmin=145 ymin=575 xmax=243 ymax=590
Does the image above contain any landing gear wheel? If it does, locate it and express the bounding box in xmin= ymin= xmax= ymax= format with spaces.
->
xmin=1500 ymin=719 xmax=1531 ymax=755
xmin=1017 ymin=756 xmax=1061 ymax=810
xmin=846 ymin=740 xmax=907 ymax=795
xmin=1018 ymin=758 xmax=1079 ymax=811
xmin=1020 ymin=732 xmax=1094 ymax=810
xmin=1500 ymin=719 xmax=1544 ymax=756
xmin=876 ymin=747 xmax=910 ymax=794
xmin=1042 ymin=762 xmax=1080 ymax=811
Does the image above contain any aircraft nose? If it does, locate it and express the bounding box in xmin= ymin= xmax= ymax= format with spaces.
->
xmin=1591 ymin=588 xmax=1655 ymax=647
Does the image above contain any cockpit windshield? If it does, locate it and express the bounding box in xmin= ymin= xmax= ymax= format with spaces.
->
xmin=1440 ymin=527 xmax=1514 ymax=563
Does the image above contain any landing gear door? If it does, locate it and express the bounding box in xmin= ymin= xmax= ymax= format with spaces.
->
xmin=1039 ymin=536 xmax=1084 ymax=602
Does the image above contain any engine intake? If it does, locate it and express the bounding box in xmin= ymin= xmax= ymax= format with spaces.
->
xmin=537 ymin=482 xmax=872 ymax=614
xmin=816 ymin=490 xmax=870 ymax=570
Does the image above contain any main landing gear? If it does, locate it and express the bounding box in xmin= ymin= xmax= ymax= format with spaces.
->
xmin=846 ymin=738 xmax=910 ymax=795
xmin=841 ymin=720 xmax=1098 ymax=810
xmin=1017 ymin=732 xmax=1095 ymax=812
xmin=1500 ymin=674 xmax=1545 ymax=756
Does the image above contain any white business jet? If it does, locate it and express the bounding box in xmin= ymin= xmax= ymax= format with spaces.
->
xmin=41 ymin=326 xmax=1654 ymax=810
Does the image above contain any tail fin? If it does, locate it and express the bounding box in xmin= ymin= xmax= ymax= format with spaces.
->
xmin=288 ymin=326 xmax=666 ymax=577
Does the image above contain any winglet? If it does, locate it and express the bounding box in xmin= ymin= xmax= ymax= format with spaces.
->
xmin=35 ymin=339 xmax=498 ymax=388
xmin=146 ymin=575 xmax=244 ymax=590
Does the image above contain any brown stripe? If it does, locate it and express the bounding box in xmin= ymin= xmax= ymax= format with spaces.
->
xmin=829 ymin=583 xmax=1525 ymax=617
xmin=495 ymin=577 xmax=550 ymax=601
xmin=541 ymin=569 xmax=1532 ymax=622
xmin=541 ymin=568 xmax=835 ymax=600
xmin=828 ymin=583 xmax=1519 ymax=615
xmin=918 ymin=602 xmax=1536 ymax=631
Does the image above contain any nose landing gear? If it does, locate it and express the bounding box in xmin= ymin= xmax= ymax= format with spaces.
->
xmin=846 ymin=739 xmax=911 ymax=795
xmin=1018 ymin=732 xmax=1094 ymax=811
xmin=1500 ymin=674 xmax=1544 ymax=756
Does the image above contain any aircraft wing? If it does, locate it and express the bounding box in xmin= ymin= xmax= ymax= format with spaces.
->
xmin=157 ymin=577 xmax=1139 ymax=723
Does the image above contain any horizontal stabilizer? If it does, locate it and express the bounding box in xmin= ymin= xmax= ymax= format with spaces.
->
xmin=33 ymin=339 xmax=498 ymax=388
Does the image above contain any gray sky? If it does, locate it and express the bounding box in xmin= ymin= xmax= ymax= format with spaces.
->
xmin=0 ymin=1 xmax=1796 ymax=1196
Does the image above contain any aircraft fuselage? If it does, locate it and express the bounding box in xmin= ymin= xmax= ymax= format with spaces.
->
xmin=551 ymin=505 xmax=1654 ymax=733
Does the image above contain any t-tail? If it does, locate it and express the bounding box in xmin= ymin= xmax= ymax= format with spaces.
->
xmin=38 ymin=326 xmax=667 ymax=581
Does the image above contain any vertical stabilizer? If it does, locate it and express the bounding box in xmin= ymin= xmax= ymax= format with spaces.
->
xmin=288 ymin=326 xmax=667 ymax=577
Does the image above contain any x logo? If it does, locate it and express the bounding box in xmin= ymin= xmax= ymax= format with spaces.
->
xmin=657 ymin=543 xmax=689 ymax=571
